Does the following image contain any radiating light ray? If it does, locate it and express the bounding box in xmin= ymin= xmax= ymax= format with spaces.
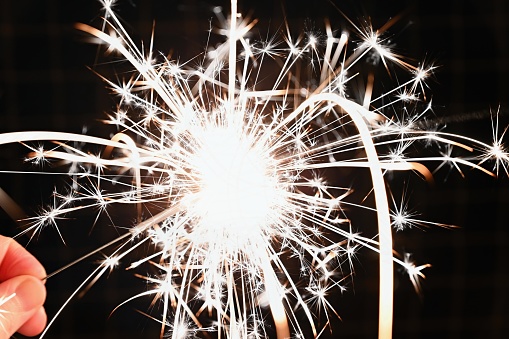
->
xmin=0 ymin=1 xmax=507 ymax=338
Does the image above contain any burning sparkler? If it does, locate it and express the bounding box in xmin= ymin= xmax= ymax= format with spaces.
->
xmin=1 ymin=0 xmax=507 ymax=338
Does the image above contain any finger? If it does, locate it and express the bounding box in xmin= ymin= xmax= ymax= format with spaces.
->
xmin=17 ymin=306 xmax=47 ymax=337
xmin=0 ymin=275 xmax=46 ymax=339
xmin=0 ymin=236 xmax=46 ymax=282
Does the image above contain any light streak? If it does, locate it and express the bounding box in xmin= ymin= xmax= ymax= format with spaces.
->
xmin=0 ymin=293 xmax=17 ymax=335
xmin=0 ymin=0 xmax=507 ymax=338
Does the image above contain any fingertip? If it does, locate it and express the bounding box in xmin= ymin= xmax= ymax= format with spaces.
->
xmin=15 ymin=276 xmax=46 ymax=312
xmin=0 ymin=275 xmax=47 ymax=338
xmin=0 ymin=237 xmax=46 ymax=281
xmin=17 ymin=306 xmax=47 ymax=337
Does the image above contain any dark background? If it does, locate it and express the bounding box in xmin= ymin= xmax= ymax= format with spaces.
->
xmin=1 ymin=0 xmax=508 ymax=338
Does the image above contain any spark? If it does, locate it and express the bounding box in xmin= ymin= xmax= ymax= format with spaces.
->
xmin=0 ymin=1 xmax=506 ymax=339
xmin=478 ymin=109 xmax=509 ymax=176
xmin=401 ymin=253 xmax=431 ymax=295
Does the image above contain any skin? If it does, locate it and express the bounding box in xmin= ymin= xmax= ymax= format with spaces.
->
xmin=0 ymin=236 xmax=46 ymax=338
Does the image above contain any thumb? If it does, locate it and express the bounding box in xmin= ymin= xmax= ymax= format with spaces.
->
xmin=0 ymin=275 xmax=46 ymax=339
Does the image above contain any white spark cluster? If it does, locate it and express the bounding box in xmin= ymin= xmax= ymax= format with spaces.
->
xmin=1 ymin=0 xmax=507 ymax=338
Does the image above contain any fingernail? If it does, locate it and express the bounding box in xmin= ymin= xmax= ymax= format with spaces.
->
xmin=14 ymin=277 xmax=46 ymax=312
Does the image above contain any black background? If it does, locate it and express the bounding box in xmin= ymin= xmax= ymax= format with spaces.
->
xmin=1 ymin=0 xmax=508 ymax=338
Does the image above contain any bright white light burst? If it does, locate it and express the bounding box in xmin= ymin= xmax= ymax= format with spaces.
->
xmin=0 ymin=1 xmax=507 ymax=339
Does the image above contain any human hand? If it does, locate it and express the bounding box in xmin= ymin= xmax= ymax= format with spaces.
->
xmin=0 ymin=236 xmax=46 ymax=338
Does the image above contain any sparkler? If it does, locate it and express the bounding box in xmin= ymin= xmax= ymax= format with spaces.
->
xmin=0 ymin=0 xmax=507 ymax=338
